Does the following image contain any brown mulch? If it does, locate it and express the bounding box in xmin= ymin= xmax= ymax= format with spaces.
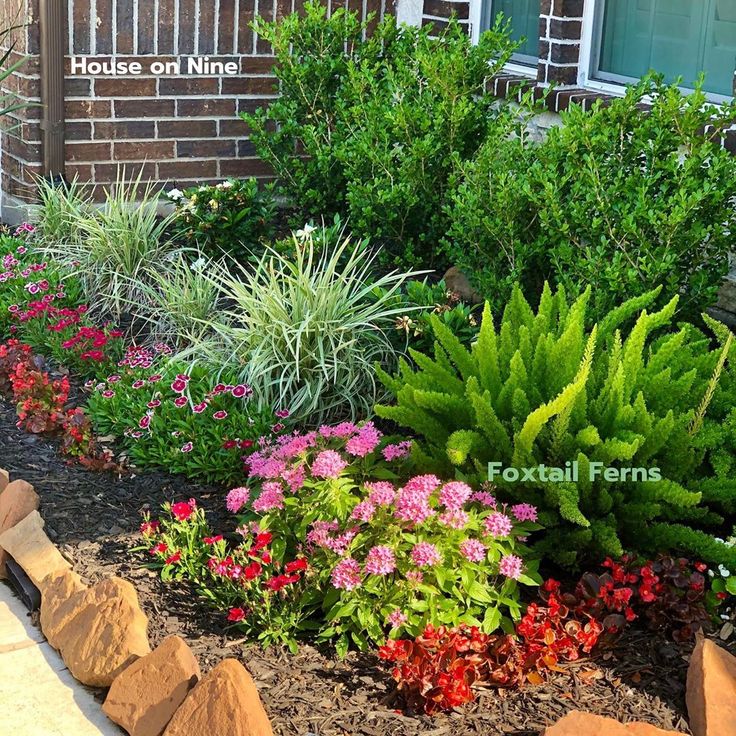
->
xmin=0 ymin=400 xmax=721 ymax=735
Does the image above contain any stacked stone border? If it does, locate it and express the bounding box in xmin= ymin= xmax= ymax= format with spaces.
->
xmin=0 ymin=468 xmax=733 ymax=735
xmin=0 ymin=468 xmax=273 ymax=736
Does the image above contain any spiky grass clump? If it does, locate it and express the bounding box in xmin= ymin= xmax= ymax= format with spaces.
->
xmin=34 ymin=176 xmax=92 ymax=247
xmin=40 ymin=170 xmax=180 ymax=321
xmin=196 ymin=230 xmax=418 ymax=424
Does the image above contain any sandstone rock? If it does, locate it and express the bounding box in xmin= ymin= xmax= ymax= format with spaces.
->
xmin=53 ymin=576 xmax=150 ymax=687
xmin=0 ymin=479 xmax=39 ymax=577
xmin=541 ymin=710 xmax=681 ymax=735
xmin=0 ymin=509 xmax=69 ymax=589
xmin=163 ymin=659 xmax=272 ymax=736
xmin=442 ymin=266 xmax=483 ymax=304
xmin=39 ymin=569 xmax=88 ymax=648
xmin=686 ymin=635 xmax=736 ymax=736
xmin=103 ymin=635 xmax=200 ymax=736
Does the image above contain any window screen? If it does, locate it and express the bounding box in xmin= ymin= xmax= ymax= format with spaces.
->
xmin=596 ymin=0 xmax=736 ymax=97
xmin=484 ymin=0 xmax=541 ymax=64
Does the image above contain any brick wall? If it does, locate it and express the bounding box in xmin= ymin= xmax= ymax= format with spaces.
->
xmin=0 ymin=0 xmax=393 ymax=216
xmin=1 ymin=0 xmax=42 ymax=213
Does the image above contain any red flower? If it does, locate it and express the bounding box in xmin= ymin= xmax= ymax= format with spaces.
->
xmin=227 ymin=607 xmax=246 ymax=622
xmin=243 ymin=561 xmax=263 ymax=580
xmin=171 ymin=500 xmax=195 ymax=521
xmin=264 ymin=573 xmax=300 ymax=592
xmin=251 ymin=531 xmax=272 ymax=553
xmin=285 ymin=558 xmax=308 ymax=574
xmin=204 ymin=535 xmax=223 ymax=545
xmin=165 ymin=551 xmax=182 ymax=565
xmin=140 ymin=520 xmax=160 ymax=536
xmin=149 ymin=542 xmax=168 ymax=556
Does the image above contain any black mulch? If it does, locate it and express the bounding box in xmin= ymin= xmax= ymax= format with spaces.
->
xmin=0 ymin=399 xmax=722 ymax=736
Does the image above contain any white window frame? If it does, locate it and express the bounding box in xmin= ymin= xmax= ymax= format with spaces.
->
xmin=578 ymin=0 xmax=734 ymax=103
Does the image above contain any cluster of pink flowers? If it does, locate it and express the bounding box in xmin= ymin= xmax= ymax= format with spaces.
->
xmin=244 ymin=420 xmax=407 ymax=506
xmin=226 ymin=487 xmax=251 ymax=513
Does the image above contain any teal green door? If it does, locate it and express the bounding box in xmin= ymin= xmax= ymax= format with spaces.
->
xmin=597 ymin=0 xmax=736 ymax=96
xmin=486 ymin=0 xmax=541 ymax=63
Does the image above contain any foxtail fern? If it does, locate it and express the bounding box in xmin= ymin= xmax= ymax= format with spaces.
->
xmin=376 ymin=284 xmax=736 ymax=569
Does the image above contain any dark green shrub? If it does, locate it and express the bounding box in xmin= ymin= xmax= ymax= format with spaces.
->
xmin=243 ymin=1 xmax=518 ymax=269
xmin=165 ymin=179 xmax=277 ymax=262
xmin=444 ymin=76 xmax=736 ymax=322
xmin=375 ymin=284 xmax=736 ymax=570
xmin=379 ymin=278 xmax=480 ymax=356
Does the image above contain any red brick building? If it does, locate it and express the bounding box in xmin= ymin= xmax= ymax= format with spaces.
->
xmin=1 ymin=0 xmax=735 ymax=223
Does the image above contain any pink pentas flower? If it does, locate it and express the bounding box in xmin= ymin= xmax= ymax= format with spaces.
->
xmin=282 ymin=465 xmax=306 ymax=492
xmin=345 ymin=421 xmax=382 ymax=457
xmin=438 ymin=510 xmax=469 ymax=529
xmin=364 ymin=545 xmax=396 ymax=576
xmin=319 ymin=422 xmax=357 ymax=439
xmin=405 ymin=570 xmax=424 ymax=585
xmin=438 ymin=481 xmax=473 ymax=511
xmin=511 ymin=503 xmax=538 ymax=522
xmin=306 ymin=520 xmax=340 ymax=550
xmin=226 ymin=487 xmax=251 ymax=513
xmin=460 ymin=539 xmax=487 ymax=563
xmin=350 ymin=500 xmax=376 ymax=523
xmin=411 ymin=542 xmax=441 ymax=568
xmin=470 ymin=491 xmax=497 ymax=507
xmin=310 ymin=450 xmax=347 ymax=479
xmin=330 ymin=558 xmax=362 ymax=591
xmin=252 ymin=482 xmax=285 ymax=512
xmin=366 ymin=481 xmax=395 ymax=506
xmin=387 ymin=609 xmax=408 ymax=629
xmin=403 ymin=475 xmax=442 ymax=495
xmin=382 ymin=441 xmax=412 ymax=462
xmin=485 ymin=512 xmax=513 ymax=538
xmin=499 ymin=554 xmax=523 ymax=580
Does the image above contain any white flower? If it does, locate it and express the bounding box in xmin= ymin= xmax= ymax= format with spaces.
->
xmin=295 ymin=223 xmax=316 ymax=239
xmin=719 ymin=564 xmax=731 ymax=578
xmin=221 ymin=180 xmax=234 ymax=188
xmin=167 ymin=188 xmax=184 ymax=201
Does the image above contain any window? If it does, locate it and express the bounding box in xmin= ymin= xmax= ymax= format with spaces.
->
xmin=483 ymin=0 xmax=541 ymax=65
xmin=593 ymin=0 xmax=736 ymax=98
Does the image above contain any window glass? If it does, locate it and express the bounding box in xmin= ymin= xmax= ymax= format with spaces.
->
xmin=597 ymin=0 xmax=736 ymax=97
xmin=485 ymin=0 xmax=541 ymax=63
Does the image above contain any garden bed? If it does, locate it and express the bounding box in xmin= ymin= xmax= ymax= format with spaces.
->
xmin=0 ymin=397 xmax=718 ymax=736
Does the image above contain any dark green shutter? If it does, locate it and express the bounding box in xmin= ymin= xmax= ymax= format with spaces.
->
xmin=598 ymin=0 xmax=736 ymax=96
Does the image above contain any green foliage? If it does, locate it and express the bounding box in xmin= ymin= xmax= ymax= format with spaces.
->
xmin=165 ymin=179 xmax=277 ymax=263
xmin=87 ymin=357 xmax=282 ymax=486
xmin=375 ymin=283 xmax=736 ymax=569
xmin=33 ymin=177 xmax=92 ymax=248
xmin=380 ymin=278 xmax=480 ymax=356
xmin=0 ymin=24 xmax=29 ymax=122
xmin=193 ymin=227 xmax=416 ymax=424
xmin=40 ymin=170 xmax=180 ymax=322
xmin=444 ymin=76 xmax=736 ymax=322
xmin=243 ymin=1 xmax=518 ymax=269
